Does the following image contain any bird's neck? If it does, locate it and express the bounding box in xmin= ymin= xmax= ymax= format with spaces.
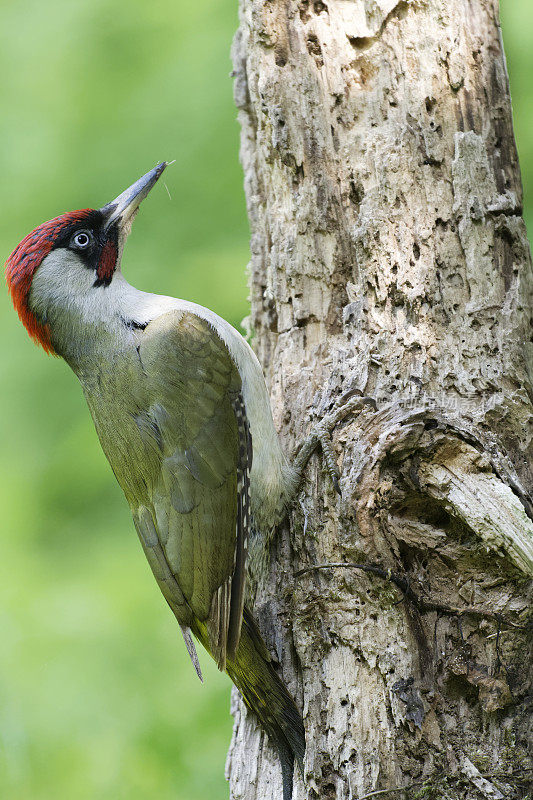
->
xmin=49 ymin=274 xmax=177 ymax=374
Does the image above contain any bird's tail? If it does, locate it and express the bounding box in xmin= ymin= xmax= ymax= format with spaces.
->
xmin=193 ymin=607 xmax=305 ymax=800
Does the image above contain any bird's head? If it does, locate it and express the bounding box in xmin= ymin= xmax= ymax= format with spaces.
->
xmin=5 ymin=162 xmax=167 ymax=355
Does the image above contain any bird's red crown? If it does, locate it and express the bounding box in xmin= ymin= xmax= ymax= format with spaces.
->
xmin=5 ymin=210 xmax=93 ymax=354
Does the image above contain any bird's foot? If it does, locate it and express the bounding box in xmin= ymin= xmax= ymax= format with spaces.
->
xmin=292 ymin=394 xmax=376 ymax=497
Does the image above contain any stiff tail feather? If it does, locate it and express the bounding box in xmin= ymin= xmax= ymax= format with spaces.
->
xmin=193 ymin=606 xmax=305 ymax=800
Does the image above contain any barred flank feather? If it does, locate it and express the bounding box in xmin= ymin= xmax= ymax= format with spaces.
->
xmin=206 ymin=390 xmax=251 ymax=670
xmin=227 ymin=391 xmax=252 ymax=659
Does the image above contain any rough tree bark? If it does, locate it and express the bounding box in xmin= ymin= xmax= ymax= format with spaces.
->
xmin=227 ymin=1 xmax=533 ymax=798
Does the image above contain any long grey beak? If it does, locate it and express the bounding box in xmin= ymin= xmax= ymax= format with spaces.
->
xmin=100 ymin=162 xmax=167 ymax=230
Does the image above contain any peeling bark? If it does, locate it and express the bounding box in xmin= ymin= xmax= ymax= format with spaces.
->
xmin=228 ymin=1 xmax=533 ymax=798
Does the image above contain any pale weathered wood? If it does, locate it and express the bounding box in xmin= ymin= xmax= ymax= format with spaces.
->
xmin=228 ymin=1 xmax=533 ymax=798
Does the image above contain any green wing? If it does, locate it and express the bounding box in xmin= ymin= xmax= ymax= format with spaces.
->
xmin=132 ymin=310 xmax=251 ymax=670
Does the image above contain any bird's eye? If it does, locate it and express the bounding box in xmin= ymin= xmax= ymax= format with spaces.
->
xmin=71 ymin=230 xmax=92 ymax=249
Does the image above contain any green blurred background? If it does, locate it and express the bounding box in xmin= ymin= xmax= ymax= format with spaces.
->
xmin=0 ymin=2 xmax=530 ymax=798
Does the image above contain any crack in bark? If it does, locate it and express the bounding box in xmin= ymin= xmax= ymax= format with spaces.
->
xmin=350 ymin=403 xmax=533 ymax=524
xmin=347 ymin=1 xmax=410 ymax=49
xmin=293 ymin=562 xmax=531 ymax=631
xmin=352 ymin=770 xmax=533 ymax=800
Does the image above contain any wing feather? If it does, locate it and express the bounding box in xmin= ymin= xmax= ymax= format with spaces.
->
xmin=131 ymin=310 xmax=251 ymax=670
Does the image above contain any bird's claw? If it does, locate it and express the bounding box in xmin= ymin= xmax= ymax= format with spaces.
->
xmin=292 ymin=394 xmax=376 ymax=498
xmin=314 ymin=420 xmax=343 ymax=495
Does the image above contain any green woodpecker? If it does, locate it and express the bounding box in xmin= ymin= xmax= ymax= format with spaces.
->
xmin=5 ymin=163 xmax=350 ymax=798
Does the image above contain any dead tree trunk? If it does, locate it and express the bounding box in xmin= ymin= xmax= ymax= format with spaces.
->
xmin=228 ymin=1 xmax=533 ymax=798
